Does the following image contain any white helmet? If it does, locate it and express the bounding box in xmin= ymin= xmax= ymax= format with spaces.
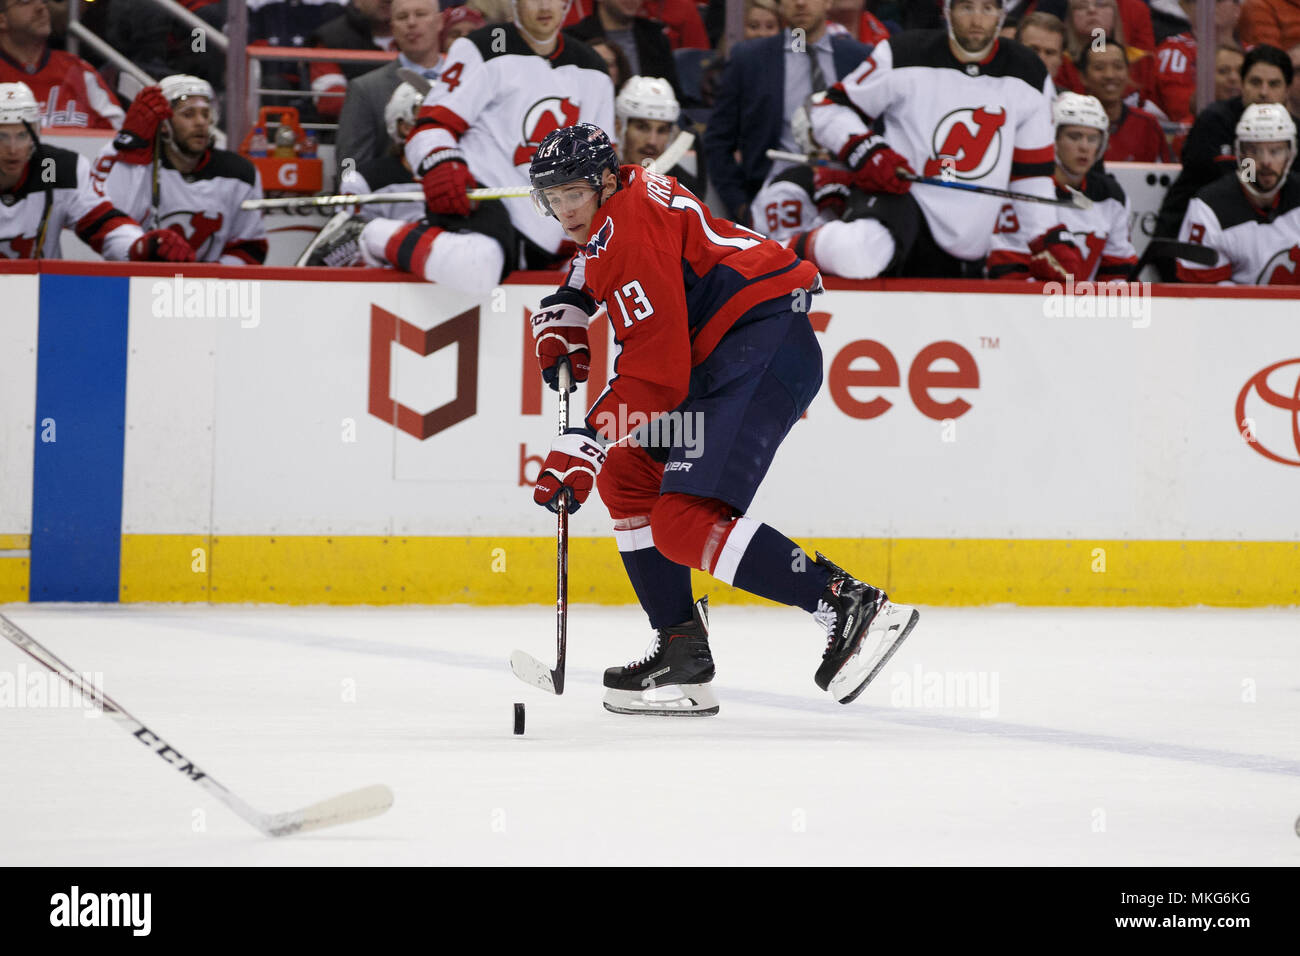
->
xmin=1235 ymin=103 xmax=1297 ymax=201
xmin=160 ymin=74 xmax=216 ymax=114
xmin=615 ymin=75 xmax=679 ymax=142
xmin=0 ymin=81 xmax=40 ymax=128
xmin=944 ymin=0 xmax=1006 ymax=60
xmin=1053 ymin=91 xmax=1109 ymax=164
xmin=384 ymin=82 xmax=424 ymax=145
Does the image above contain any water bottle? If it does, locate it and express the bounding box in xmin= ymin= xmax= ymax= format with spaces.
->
xmin=249 ymin=125 xmax=269 ymax=158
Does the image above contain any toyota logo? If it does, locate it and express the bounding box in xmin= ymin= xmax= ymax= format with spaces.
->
xmin=1236 ymin=358 xmax=1300 ymax=466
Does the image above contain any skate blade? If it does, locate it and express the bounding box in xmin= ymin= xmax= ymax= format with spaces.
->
xmin=828 ymin=603 xmax=919 ymax=705
xmin=603 ymin=684 xmax=720 ymax=717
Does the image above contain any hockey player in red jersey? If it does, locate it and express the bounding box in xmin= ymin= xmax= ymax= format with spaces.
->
xmin=805 ymin=0 xmax=1081 ymax=281
xmin=0 ymin=81 xmax=191 ymax=261
xmin=92 ymin=76 xmax=268 ymax=264
xmin=527 ymin=124 xmax=919 ymax=715
xmin=351 ymin=0 xmax=615 ymax=295
xmin=998 ymin=92 xmax=1137 ymax=282
xmin=1176 ymin=103 xmax=1300 ymax=285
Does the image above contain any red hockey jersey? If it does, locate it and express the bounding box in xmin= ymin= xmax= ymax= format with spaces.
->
xmin=560 ymin=166 xmax=819 ymax=443
xmin=0 ymin=48 xmax=123 ymax=130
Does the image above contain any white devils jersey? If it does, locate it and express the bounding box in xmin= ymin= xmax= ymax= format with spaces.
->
xmin=91 ymin=145 xmax=268 ymax=263
xmin=994 ymin=170 xmax=1137 ymax=281
xmin=406 ymin=25 xmax=615 ymax=254
xmin=750 ymin=166 xmax=853 ymax=242
xmin=341 ymin=153 xmax=421 ymax=223
xmin=0 ymin=145 xmax=140 ymax=259
xmin=1177 ymin=175 xmax=1300 ymax=285
xmin=811 ymin=32 xmax=1057 ymax=267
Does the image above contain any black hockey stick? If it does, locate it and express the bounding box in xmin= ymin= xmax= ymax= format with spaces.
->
xmin=510 ymin=362 xmax=573 ymax=695
xmin=0 ymin=613 xmax=394 ymax=836
xmin=1130 ymin=237 xmax=1217 ymax=279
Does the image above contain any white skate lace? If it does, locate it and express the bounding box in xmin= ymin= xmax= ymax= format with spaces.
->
xmin=813 ymin=600 xmax=837 ymax=650
xmin=627 ymin=634 xmax=661 ymax=668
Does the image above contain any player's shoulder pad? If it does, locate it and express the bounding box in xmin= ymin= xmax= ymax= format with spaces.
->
xmin=771 ymin=163 xmax=816 ymax=197
xmin=986 ymin=37 xmax=1049 ymax=88
xmin=1082 ymin=168 xmax=1127 ymax=204
xmin=24 ymin=144 xmax=82 ymax=191
xmin=192 ymin=148 xmax=258 ymax=187
xmin=458 ymin=25 xmax=503 ymax=61
xmin=1192 ymin=174 xmax=1253 ymax=229
xmin=887 ymin=30 xmax=952 ymax=69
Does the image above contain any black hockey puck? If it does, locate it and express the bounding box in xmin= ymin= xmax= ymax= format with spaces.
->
xmin=513 ymin=702 xmax=525 ymax=735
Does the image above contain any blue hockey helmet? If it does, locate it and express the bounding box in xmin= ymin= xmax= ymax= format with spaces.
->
xmin=529 ymin=123 xmax=619 ymax=217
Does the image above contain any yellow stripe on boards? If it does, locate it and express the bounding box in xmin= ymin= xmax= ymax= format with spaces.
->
xmin=0 ymin=557 xmax=29 ymax=602
xmin=114 ymin=535 xmax=1299 ymax=607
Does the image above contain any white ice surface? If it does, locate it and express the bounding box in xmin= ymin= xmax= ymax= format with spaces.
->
xmin=1 ymin=603 xmax=1297 ymax=866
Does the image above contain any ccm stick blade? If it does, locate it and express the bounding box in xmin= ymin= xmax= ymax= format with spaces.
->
xmin=510 ymin=650 xmax=559 ymax=694
xmin=0 ymin=613 xmax=394 ymax=838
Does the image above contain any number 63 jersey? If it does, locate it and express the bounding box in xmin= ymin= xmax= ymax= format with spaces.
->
xmin=558 ymin=166 xmax=820 ymax=444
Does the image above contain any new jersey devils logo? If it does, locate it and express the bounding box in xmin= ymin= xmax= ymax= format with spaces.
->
xmin=923 ymin=107 xmax=1006 ymax=180
xmin=584 ymin=217 xmax=613 ymax=258
xmin=513 ymin=97 xmax=582 ymax=166
xmin=0 ymin=234 xmax=37 ymax=258
xmin=1255 ymin=245 xmax=1300 ymax=285
xmin=157 ymin=210 xmax=222 ymax=258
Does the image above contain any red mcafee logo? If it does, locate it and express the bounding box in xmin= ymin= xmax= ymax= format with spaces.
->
xmin=1237 ymin=358 xmax=1300 ymax=466
xmin=369 ymin=305 xmax=479 ymax=440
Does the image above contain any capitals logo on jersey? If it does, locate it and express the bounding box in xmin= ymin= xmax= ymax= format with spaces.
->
xmin=157 ymin=210 xmax=223 ymax=258
xmin=1256 ymin=246 xmax=1300 ymax=285
xmin=584 ymin=217 xmax=614 ymax=259
xmin=923 ymin=107 xmax=1006 ymax=179
xmin=513 ymin=97 xmax=582 ymax=166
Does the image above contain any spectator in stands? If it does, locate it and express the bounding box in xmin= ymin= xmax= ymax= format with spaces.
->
xmin=1217 ymin=43 xmax=1244 ymax=101
xmin=335 ymin=0 xmax=442 ymax=179
xmin=703 ymin=0 xmax=871 ymax=224
xmin=440 ymin=3 xmax=484 ymax=49
xmin=107 ymin=0 xmax=227 ymax=92
xmin=1240 ymin=0 xmax=1300 ymax=49
xmin=1080 ymin=36 xmax=1173 ymax=160
xmin=638 ymin=0 xmax=709 ymax=48
xmin=745 ymin=0 xmax=783 ymax=40
xmin=248 ymin=0 xmax=345 ymax=121
xmin=587 ymin=36 xmax=631 ymax=90
xmin=0 ymin=0 xmax=123 ymax=128
xmin=1058 ymin=0 xmax=1157 ymax=104
xmin=468 ymin=0 xmax=511 ymax=21
xmin=566 ymin=0 xmax=682 ymax=99
xmin=825 ymin=0 xmax=891 ymax=45
xmin=1153 ymin=0 xmax=1243 ymax=125
xmin=1017 ymin=10 xmax=1066 ymax=77
xmin=1290 ymin=41 xmax=1300 ymax=113
xmin=1153 ymin=42 xmax=1295 ymax=275
xmin=310 ymin=0 xmax=396 ymax=122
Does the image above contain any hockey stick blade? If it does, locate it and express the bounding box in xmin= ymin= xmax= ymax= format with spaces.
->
xmin=510 ymin=649 xmax=559 ymax=694
xmin=262 ymin=784 xmax=395 ymax=837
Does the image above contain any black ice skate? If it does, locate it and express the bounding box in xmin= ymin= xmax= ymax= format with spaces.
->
xmin=812 ymin=553 xmax=919 ymax=704
xmin=301 ymin=212 xmax=364 ymax=267
xmin=603 ymin=597 xmax=719 ymax=716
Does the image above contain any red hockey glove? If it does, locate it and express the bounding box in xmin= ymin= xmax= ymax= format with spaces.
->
xmin=812 ymin=168 xmax=853 ymax=218
xmin=418 ymin=148 xmax=475 ymax=217
xmin=130 ymin=229 xmax=196 ymax=262
xmin=1029 ymin=226 xmax=1087 ymax=282
xmin=532 ymin=289 xmax=595 ymax=391
xmin=113 ymin=87 xmax=172 ymax=164
xmin=534 ymin=427 xmax=606 ymax=514
xmin=841 ymin=134 xmax=914 ymax=194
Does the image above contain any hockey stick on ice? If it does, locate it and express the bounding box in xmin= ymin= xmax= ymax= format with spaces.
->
xmin=764 ymin=148 xmax=1092 ymax=209
xmin=0 ymin=613 xmax=394 ymax=837
xmin=511 ymin=362 xmax=573 ymax=695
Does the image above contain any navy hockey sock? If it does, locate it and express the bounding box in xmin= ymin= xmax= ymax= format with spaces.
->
xmin=619 ymin=545 xmax=695 ymax=630
xmin=713 ymin=519 xmax=831 ymax=613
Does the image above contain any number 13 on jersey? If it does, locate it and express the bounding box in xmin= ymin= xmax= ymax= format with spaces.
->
xmin=612 ymin=280 xmax=655 ymax=327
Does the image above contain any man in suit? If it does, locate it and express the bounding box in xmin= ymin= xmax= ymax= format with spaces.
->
xmin=335 ymin=0 xmax=443 ymax=181
xmin=703 ymin=0 xmax=873 ymax=223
